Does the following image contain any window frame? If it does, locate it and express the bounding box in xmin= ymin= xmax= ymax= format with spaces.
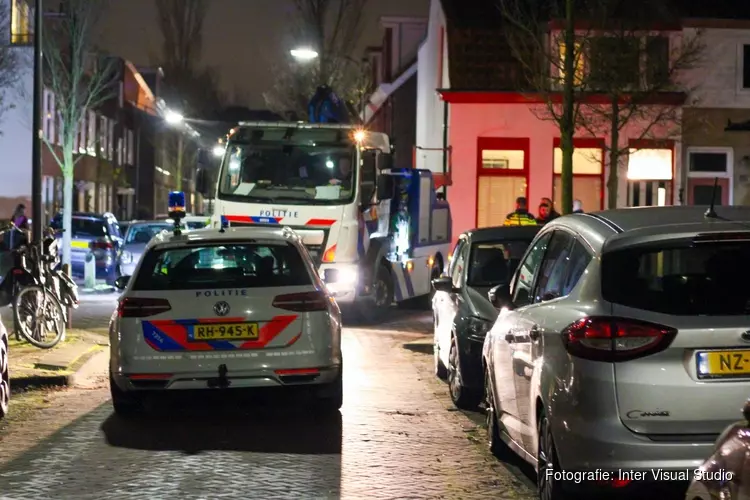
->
xmin=551 ymin=137 xmax=605 ymax=210
xmin=739 ymin=44 xmax=750 ymax=92
xmin=686 ymin=146 xmax=734 ymax=205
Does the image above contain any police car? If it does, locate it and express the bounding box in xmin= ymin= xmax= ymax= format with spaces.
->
xmin=108 ymin=193 xmax=343 ymax=415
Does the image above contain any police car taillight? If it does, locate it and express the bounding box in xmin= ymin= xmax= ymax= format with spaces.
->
xmin=272 ymin=291 xmax=328 ymax=312
xmin=118 ymin=297 xmax=172 ymax=318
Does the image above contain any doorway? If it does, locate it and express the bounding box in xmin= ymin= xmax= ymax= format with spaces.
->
xmin=687 ymin=177 xmax=729 ymax=205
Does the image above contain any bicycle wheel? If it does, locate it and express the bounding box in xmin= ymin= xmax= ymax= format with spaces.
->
xmin=13 ymin=285 xmax=65 ymax=349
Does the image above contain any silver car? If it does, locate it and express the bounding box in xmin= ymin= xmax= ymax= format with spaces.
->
xmin=117 ymin=221 xmax=174 ymax=276
xmin=482 ymin=206 xmax=750 ymax=499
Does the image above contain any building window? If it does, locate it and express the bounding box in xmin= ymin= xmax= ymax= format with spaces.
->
xmin=627 ymin=148 xmax=673 ymax=180
xmin=552 ymin=143 xmax=604 ymax=211
xmin=477 ymin=138 xmax=529 ymax=227
xmin=689 ymin=151 xmax=728 ymax=173
xmin=742 ymin=45 xmax=750 ymax=90
xmin=645 ymin=36 xmax=669 ymax=87
xmin=99 ymin=116 xmax=108 ymax=157
xmin=10 ymin=0 xmax=31 ymax=45
xmin=126 ymin=129 xmax=134 ymax=165
xmin=78 ymin=109 xmax=87 ymax=154
xmin=43 ymin=90 xmax=55 ymax=142
xmin=107 ymin=120 xmax=114 ymax=160
xmin=589 ymin=36 xmax=640 ymax=89
xmin=481 ymin=149 xmax=524 ymax=170
xmin=686 ymin=148 xmax=733 ymax=206
xmin=87 ymin=111 xmax=96 ymax=155
xmin=56 ymin=112 xmax=63 ymax=145
xmin=558 ymin=40 xmax=585 ymax=87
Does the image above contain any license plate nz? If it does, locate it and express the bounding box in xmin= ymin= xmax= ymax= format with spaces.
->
xmin=697 ymin=350 xmax=750 ymax=379
xmin=190 ymin=323 xmax=259 ymax=341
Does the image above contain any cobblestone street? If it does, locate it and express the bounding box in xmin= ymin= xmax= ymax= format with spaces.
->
xmin=0 ymin=298 xmax=536 ymax=499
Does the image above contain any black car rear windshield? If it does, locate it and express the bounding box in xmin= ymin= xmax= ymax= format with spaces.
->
xmin=467 ymin=240 xmax=533 ymax=287
xmin=132 ymin=242 xmax=312 ymax=290
xmin=601 ymin=242 xmax=750 ymax=315
xmin=51 ymin=217 xmax=107 ymax=237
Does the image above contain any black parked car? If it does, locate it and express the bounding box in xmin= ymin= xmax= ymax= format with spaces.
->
xmin=431 ymin=225 xmax=540 ymax=409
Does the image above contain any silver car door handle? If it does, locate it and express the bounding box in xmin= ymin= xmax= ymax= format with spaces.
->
xmin=504 ymin=331 xmax=514 ymax=343
xmin=529 ymin=325 xmax=540 ymax=341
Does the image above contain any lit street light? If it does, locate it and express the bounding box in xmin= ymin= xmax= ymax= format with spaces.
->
xmin=290 ymin=47 xmax=319 ymax=61
xmin=212 ymin=145 xmax=226 ymax=157
xmin=164 ymin=109 xmax=184 ymax=125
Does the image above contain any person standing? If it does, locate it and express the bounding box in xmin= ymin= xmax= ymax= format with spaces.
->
xmin=573 ymin=199 xmax=584 ymax=213
xmin=8 ymin=204 xmax=29 ymax=250
xmin=536 ymin=198 xmax=560 ymax=225
xmin=504 ymin=197 xmax=537 ymax=226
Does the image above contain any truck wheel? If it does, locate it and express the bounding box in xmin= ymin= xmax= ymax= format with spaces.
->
xmin=416 ymin=260 xmax=442 ymax=310
xmin=356 ymin=263 xmax=392 ymax=323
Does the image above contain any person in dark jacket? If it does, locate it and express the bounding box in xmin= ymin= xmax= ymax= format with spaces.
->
xmin=8 ymin=204 xmax=29 ymax=250
xmin=504 ymin=197 xmax=537 ymax=226
xmin=572 ymin=199 xmax=584 ymax=213
xmin=536 ymin=198 xmax=561 ymax=225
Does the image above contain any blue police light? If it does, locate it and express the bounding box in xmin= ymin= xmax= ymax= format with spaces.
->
xmin=220 ymin=215 xmax=228 ymax=232
xmin=167 ymin=191 xmax=186 ymax=235
xmin=168 ymin=191 xmax=186 ymax=214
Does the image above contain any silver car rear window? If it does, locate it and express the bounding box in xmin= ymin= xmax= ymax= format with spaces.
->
xmin=601 ymin=242 xmax=750 ymax=315
xmin=132 ymin=242 xmax=312 ymax=291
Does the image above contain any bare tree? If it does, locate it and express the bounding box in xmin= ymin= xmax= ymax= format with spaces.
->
xmin=43 ymin=0 xmax=119 ymax=266
xmin=263 ymin=0 xmax=371 ymax=120
xmin=571 ymin=5 xmax=704 ymax=207
xmin=0 ymin=2 xmax=21 ymax=129
xmin=499 ymin=0 xmax=580 ymax=214
xmin=499 ymin=0 xmax=703 ymax=211
xmin=155 ymin=0 xmax=223 ymax=192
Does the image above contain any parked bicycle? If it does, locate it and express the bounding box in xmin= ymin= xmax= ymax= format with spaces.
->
xmin=0 ymin=224 xmax=79 ymax=349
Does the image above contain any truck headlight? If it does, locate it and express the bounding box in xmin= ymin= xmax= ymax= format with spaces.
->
xmin=324 ymin=268 xmax=358 ymax=285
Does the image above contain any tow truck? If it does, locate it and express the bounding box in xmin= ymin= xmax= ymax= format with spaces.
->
xmin=210 ymin=86 xmax=451 ymax=321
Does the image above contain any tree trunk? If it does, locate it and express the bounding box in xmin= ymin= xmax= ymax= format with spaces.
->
xmin=607 ymin=97 xmax=620 ymax=209
xmin=559 ymin=0 xmax=576 ymax=214
xmin=61 ymin=159 xmax=74 ymax=267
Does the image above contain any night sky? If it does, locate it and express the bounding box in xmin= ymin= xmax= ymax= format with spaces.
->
xmin=97 ymin=0 xmax=431 ymax=108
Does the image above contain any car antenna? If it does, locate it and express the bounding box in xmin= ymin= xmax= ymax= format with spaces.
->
xmin=704 ymin=177 xmax=719 ymax=219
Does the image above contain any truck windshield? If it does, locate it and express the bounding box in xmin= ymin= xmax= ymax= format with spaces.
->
xmin=218 ymin=132 xmax=357 ymax=206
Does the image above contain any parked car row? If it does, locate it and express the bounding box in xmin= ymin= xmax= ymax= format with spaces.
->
xmin=432 ymin=206 xmax=750 ymax=500
xmin=48 ymin=212 xmax=210 ymax=286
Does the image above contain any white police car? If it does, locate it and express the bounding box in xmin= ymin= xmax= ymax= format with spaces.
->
xmin=108 ymin=193 xmax=343 ymax=415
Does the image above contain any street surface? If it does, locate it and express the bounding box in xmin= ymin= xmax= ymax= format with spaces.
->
xmin=0 ymin=296 xmax=536 ymax=499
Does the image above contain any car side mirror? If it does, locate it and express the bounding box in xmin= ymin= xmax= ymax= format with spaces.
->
xmin=432 ymin=276 xmax=457 ymax=293
xmin=114 ymin=275 xmax=130 ymax=290
xmin=488 ymin=284 xmax=513 ymax=310
xmin=376 ymin=174 xmax=394 ymax=200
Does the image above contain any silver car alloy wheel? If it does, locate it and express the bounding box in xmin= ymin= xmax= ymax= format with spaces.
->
xmin=448 ymin=339 xmax=462 ymax=401
xmin=538 ymin=414 xmax=557 ymax=500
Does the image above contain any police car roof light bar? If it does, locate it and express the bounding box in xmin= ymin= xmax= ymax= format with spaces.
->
xmin=219 ymin=215 xmax=228 ymax=233
xmin=167 ymin=191 xmax=186 ymax=235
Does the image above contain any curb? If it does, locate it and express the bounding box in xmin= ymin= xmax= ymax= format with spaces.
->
xmin=403 ymin=338 xmax=433 ymax=355
xmin=10 ymin=345 xmax=105 ymax=391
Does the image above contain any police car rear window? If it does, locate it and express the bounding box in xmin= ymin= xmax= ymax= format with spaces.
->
xmin=132 ymin=242 xmax=312 ymax=290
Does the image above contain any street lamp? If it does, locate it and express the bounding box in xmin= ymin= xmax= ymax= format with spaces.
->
xmin=212 ymin=145 xmax=225 ymax=158
xmin=290 ymin=47 xmax=319 ymax=61
xmin=164 ymin=109 xmax=184 ymax=125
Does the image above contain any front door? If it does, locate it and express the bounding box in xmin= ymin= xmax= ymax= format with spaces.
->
xmin=687 ymin=177 xmax=730 ymax=205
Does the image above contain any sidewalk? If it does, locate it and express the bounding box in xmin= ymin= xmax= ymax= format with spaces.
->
xmin=8 ymin=329 xmax=108 ymax=391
